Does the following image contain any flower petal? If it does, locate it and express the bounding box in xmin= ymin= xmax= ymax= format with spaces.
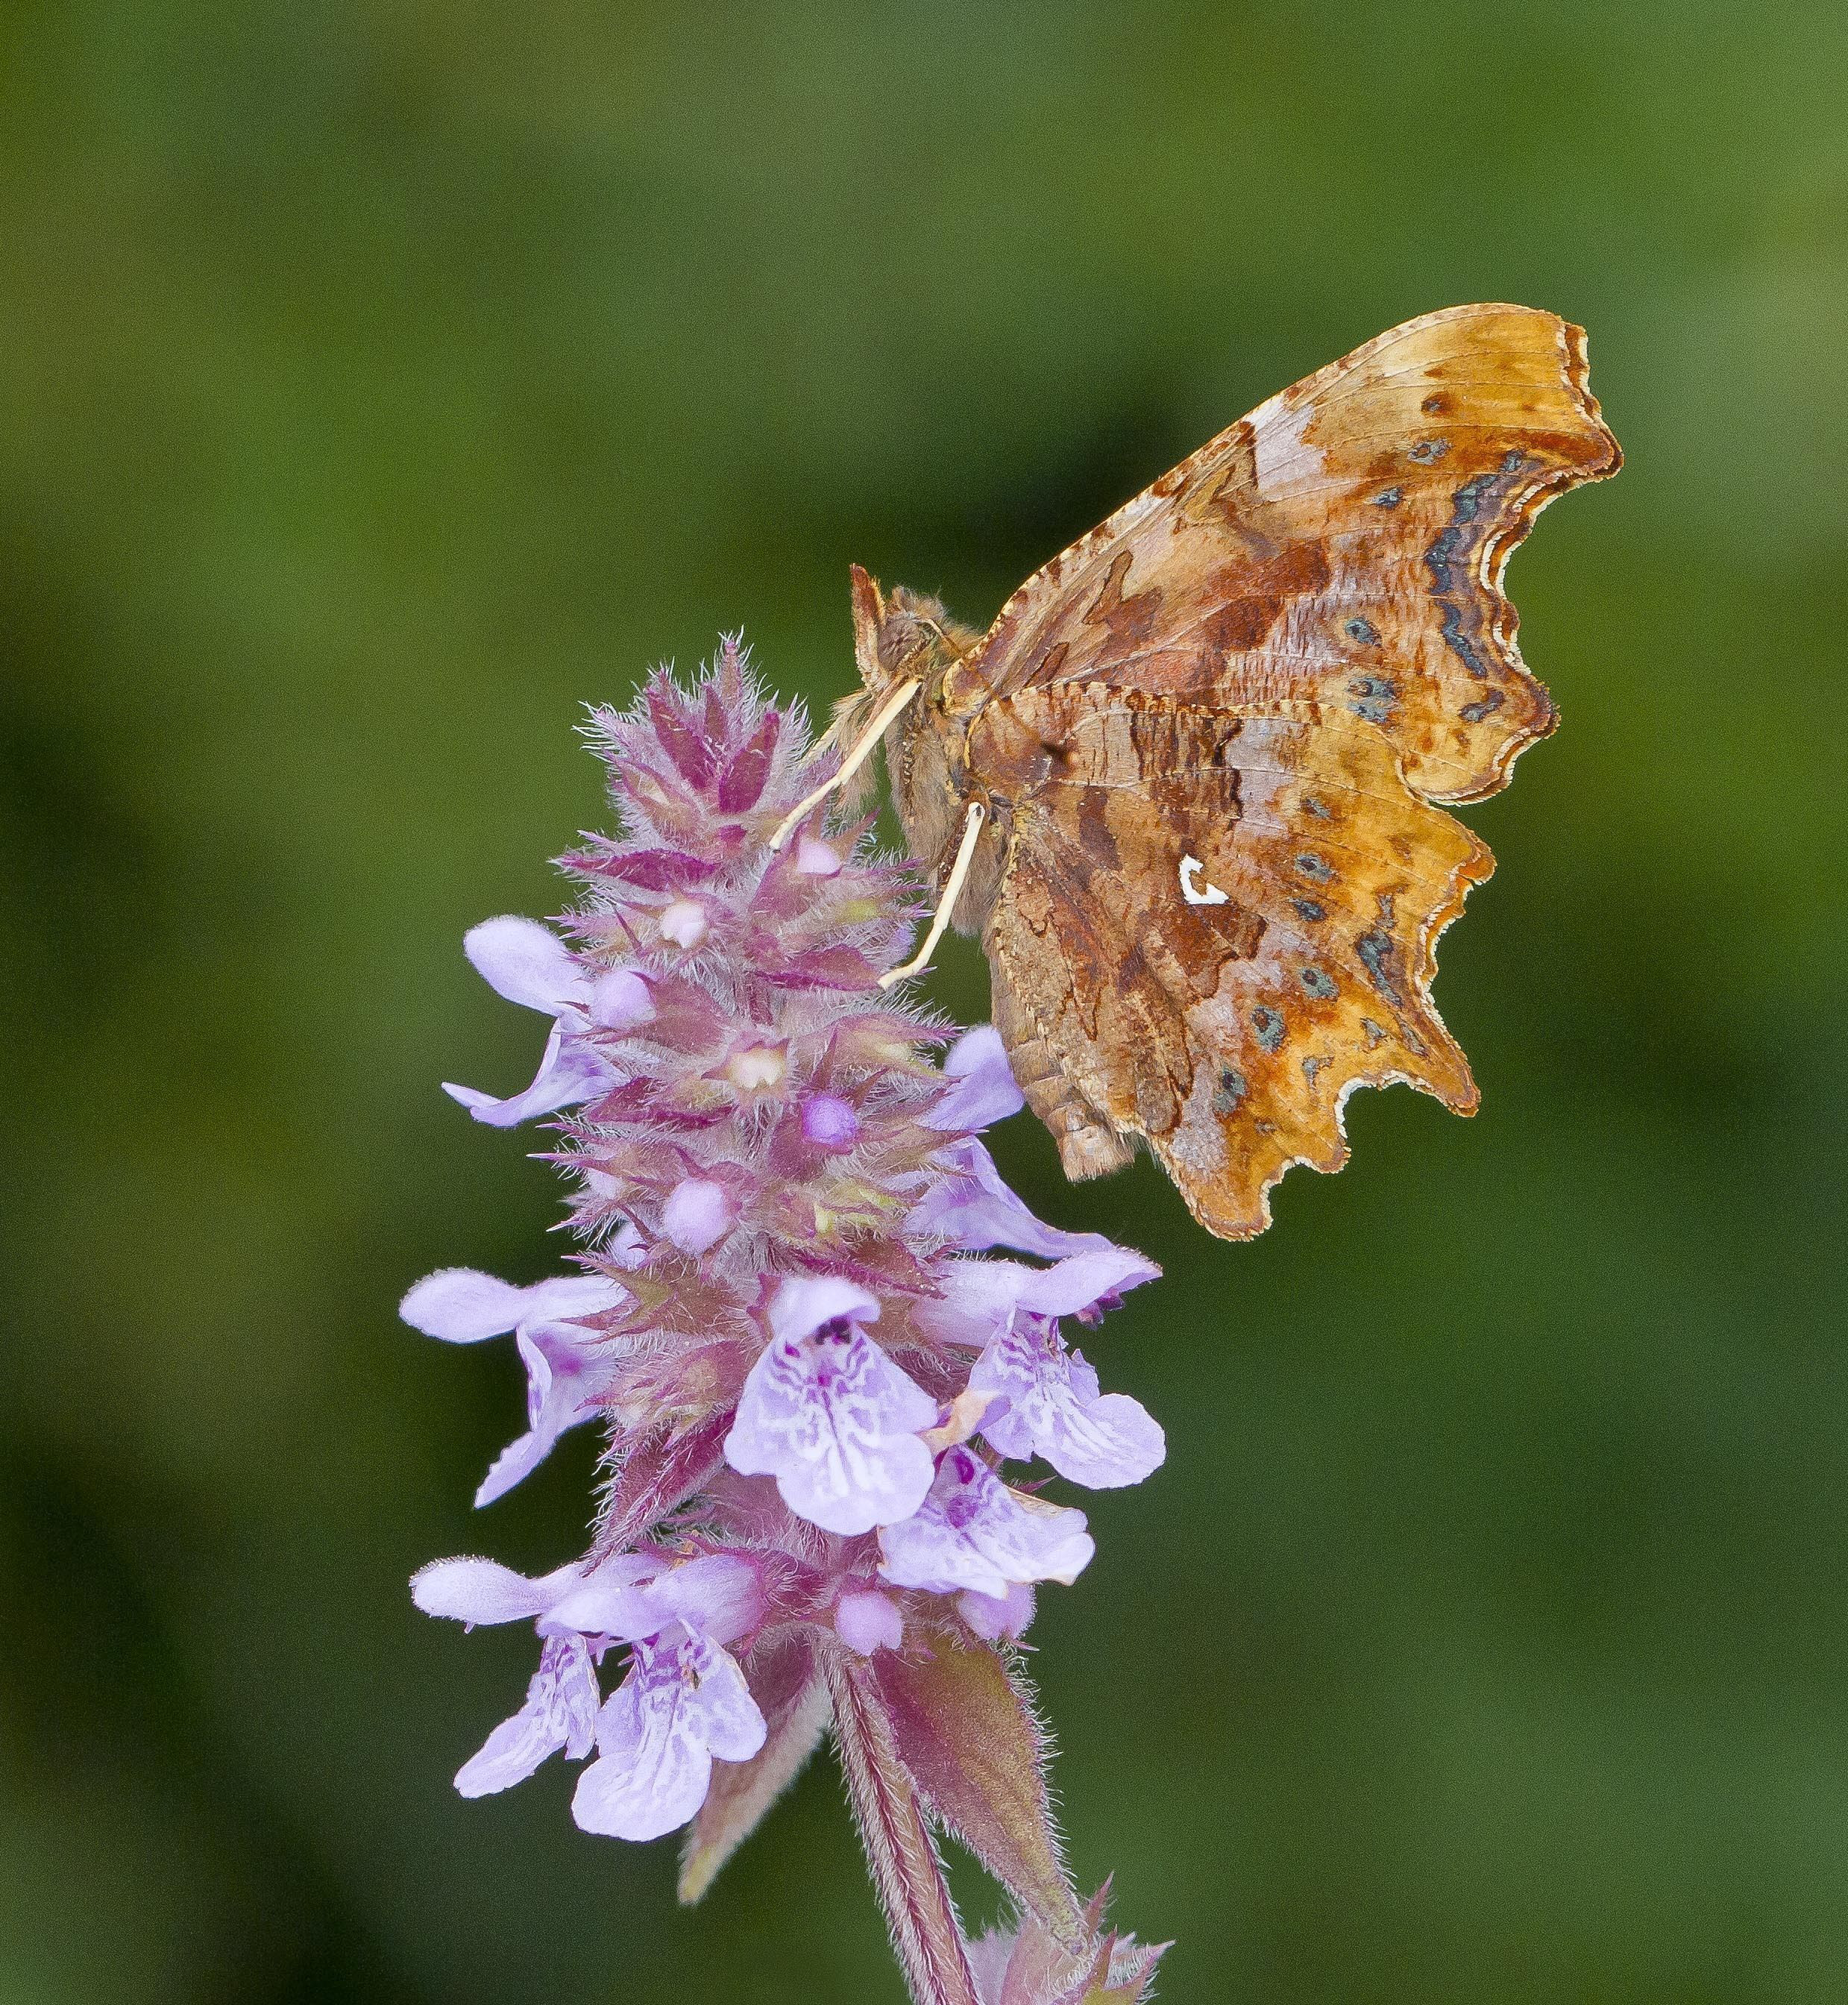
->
xmin=571 ymin=1631 xmax=764 ymax=1842
xmin=971 ymin=1317 xmax=1165 ymax=1490
xmin=400 ymin=1268 xmax=620 ymax=1343
xmin=877 ymin=1447 xmax=1094 ymax=1600
xmin=910 ymin=1137 xmax=1114 ymax=1259
xmin=925 ymin=1246 xmax=1161 ymax=1343
xmin=444 ymin=1020 xmax=612 ymax=1128
xmin=725 ymin=1325 xmax=937 ymax=1535
xmin=638 ymin=1554 xmax=764 ymax=1647
xmin=925 ymin=1025 xmax=1024 ymax=1132
xmin=541 ymin=1553 xmax=665 ymax=1640
xmin=454 ymin=1634 xmax=600 ymax=1796
xmin=764 ymin=1274 xmax=879 ymax=1346
xmin=462 ymin=916 xmax=589 ymax=1012
xmin=411 ymin=1555 xmax=583 ymax=1627
xmin=685 ymin=1634 xmax=769 ymax=1764
xmin=957 ymin=1582 xmax=1036 ymax=1642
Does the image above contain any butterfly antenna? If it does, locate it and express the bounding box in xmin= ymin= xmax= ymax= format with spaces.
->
xmin=878 ymin=800 xmax=987 ymax=989
xmin=766 ymin=677 xmax=922 ymax=852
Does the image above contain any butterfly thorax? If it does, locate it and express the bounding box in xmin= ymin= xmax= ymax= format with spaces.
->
xmin=842 ymin=569 xmax=1003 ymax=925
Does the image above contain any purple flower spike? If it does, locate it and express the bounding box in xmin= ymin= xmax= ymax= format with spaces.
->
xmin=399 ymin=1268 xmax=626 ymax=1505
xmin=409 ymin=651 xmax=1169 ymax=1983
xmin=971 ymin=1314 xmax=1166 ymax=1490
xmin=726 ymin=1280 xmax=937 ymax=1534
xmin=455 ymin=1633 xmax=601 ymax=1797
xmin=571 ymin=1626 xmax=767 ymax=1842
xmin=878 ymin=1446 xmax=1096 ymax=1599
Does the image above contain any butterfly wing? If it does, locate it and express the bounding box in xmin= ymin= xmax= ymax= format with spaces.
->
xmin=955 ymin=304 xmax=1617 ymax=1235
xmin=981 ymin=693 xmax=1490 ymax=1237
xmin=949 ymin=302 xmax=1619 ymax=805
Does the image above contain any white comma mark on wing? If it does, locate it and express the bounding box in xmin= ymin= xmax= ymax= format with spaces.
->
xmin=1178 ymin=854 xmax=1229 ymax=907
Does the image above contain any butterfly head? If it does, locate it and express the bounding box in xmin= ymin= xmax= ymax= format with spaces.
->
xmin=847 ymin=563 xmax=974 ymax=699
xmin=826 ymin=566 xmax=980 ymax=829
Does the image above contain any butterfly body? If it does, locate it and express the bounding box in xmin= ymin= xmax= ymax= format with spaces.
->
xmin=844 ymin=304 xmax=1619 ymax=1239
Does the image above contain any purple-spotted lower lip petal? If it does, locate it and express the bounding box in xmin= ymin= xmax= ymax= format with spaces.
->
xmin=725 ymin=1327 xmax=937 ymax=1536
xmin=969 ymin=1316 xmax=1165 ymax=1490
xmin=570 ymin=1630 xmax=764 ymax=1841
xmin=454 ymin=1634 xmax=601 ymax=1796
xmin=876 ymin=1447 xmax=1094 ymax=1598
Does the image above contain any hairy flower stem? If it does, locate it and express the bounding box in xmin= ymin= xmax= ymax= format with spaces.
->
xmin=827 ymin=1649 xmax=984 ymax=2005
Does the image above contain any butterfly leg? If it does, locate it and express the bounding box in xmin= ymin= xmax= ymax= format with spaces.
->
xmin=878 ymin=801 xmax=987 ymax=989
xmin=767 ymin=677 xmax=921 ymax=851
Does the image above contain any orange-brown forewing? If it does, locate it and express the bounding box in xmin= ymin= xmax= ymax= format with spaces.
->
xmin=934 ymin=303 xmax=1617 ymax=1237
xmin=950 ymin=303 xmax=1618 ymax=803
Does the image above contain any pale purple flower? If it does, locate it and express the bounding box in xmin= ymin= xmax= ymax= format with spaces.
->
xmin=399 ymin=1267 xmax=626 ymax=1505
xmin=878 ymin=1445 xmax=1096 ymax=1599
xmin=917 ymin=1244 xmax=1160 ymax=1352
xmin=413 ymin=1550 xmax=764 ymax=1816
xmin=910 ymin=1132 xmax=1116 ymax=1260
xmin=572 ymin=1624 xmax=767 ymax=1842
xmin=971 ymin=1313 xmax=1166 ymax=1489
xmin=956 ymin=1581 xmax=1036 ymax=1642
xmin=724 ymin=1278 xmax=937 ymax=1535
xmin=441 ymin=915 xmax=625 ymax=1126
xmin=834 ymin=1587 xmax=905 ymax=1655
xmin=548 ymin=1551 xmax=764 ymax=1648
xmin=923 ymin=1024 xmax=1023 ymax=1133
xmin=455 ymin=1633 xmax=602 ymax=1797
xmin=661 ymin=1176 xmax=735 ymax=1253
xmin=412 ymin=1552 xmax=640 ymax=1795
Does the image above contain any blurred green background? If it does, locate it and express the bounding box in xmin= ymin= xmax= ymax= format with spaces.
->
xmin=3 ymin=4 xmax=1844 ymax=2001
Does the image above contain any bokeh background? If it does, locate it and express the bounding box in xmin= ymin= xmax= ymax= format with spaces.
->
xmin=4 ymin=4 xmax=1845 ymax=2001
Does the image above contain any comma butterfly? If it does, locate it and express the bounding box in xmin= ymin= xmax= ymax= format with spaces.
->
xmin=776 ymin=304 xmax=1620 ymax=1238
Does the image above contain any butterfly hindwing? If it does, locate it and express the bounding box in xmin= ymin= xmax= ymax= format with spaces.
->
xmin=978 ymin=688 xmax=1492 ymax=1238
